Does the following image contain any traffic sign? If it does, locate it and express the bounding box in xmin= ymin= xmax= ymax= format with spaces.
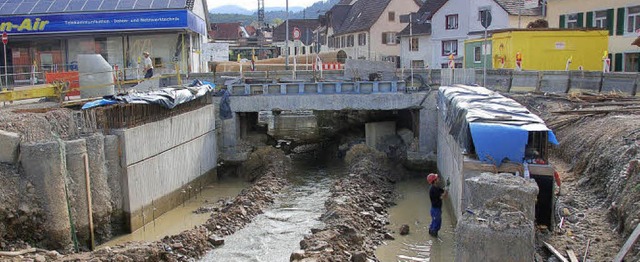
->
xmin=2 ymin=32 xmax=7 ymax=45
xmin=292 ymin=27 xmax=301 ymax=40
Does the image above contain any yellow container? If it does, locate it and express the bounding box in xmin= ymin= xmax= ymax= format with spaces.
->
xmin=489 ymin=29 xmax=609 ymax=71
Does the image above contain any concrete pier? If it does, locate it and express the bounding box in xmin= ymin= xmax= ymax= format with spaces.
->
xmin=64 ymin=139 xmax=91 ymax=247
xmin=85 ymin=134 xmax=113 ymax=241
xmin=20 ymin=141 xmax=73 ymax=250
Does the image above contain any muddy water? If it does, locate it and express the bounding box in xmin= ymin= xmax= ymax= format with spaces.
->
xmin=101 ymin=176 xmax=250 ymax=247
xmin=375 ymin=177 xmax=455 ymax=262
xmin=201 ymin=161 xmax=343 ymax=262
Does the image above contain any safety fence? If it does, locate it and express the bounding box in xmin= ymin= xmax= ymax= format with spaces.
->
xmin=437 ymin=69 xmax=640 ymax=96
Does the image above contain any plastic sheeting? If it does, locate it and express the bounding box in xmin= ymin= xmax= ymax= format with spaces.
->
xmin=470 ymin=122 xmax=529 ymax=164
xmin=82 ymin=81 xmax=214 ymax=110
xmin=438 ymin=85 xmax=559 ymax=165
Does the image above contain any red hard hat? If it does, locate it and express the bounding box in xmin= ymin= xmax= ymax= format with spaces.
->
xmin=427 ymin=173 xmax=438 ymax=184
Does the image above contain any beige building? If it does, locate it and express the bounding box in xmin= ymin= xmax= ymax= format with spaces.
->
xmin=547 ymin=0 xmax=640 ymax=72
xmin=322 ymin=0 xmax=422 ymax=66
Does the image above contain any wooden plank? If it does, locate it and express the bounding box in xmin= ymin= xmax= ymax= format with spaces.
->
xmin=543 ymin=241 xmax=569 ymax=262
xmin=566 ymin=250 xmax=579 ymax=262
xmin=613 ymin=224 xmax=640 ymax=262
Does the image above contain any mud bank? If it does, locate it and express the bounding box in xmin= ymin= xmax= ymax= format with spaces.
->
xmin=510 ymin=93 xmax=640 ymax=261
xmin=0 ymin=147 xmax=289 ymax=261
xmin=292 ymin=144 xmax=397 ymax=261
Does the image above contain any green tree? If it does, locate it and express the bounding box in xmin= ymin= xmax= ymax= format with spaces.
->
xmin=271 ymin=18 xmax=284 ymax=26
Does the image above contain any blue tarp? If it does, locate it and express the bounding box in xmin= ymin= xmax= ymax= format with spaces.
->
xmin=469 ymin=122 xmax=529 ymax=165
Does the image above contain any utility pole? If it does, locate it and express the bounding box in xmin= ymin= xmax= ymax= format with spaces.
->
xmin=285 ymin=0 xmax=289 ymax=70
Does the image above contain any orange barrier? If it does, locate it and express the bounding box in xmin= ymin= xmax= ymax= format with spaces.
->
xmin=45 ymin=71 xmax=80 ymax=96
xmin=312 ymin=62 xmax=344 ymax=70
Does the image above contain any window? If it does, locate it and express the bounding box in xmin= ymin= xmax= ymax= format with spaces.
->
xmin=593 ymin=10 xmax=608 ymax=28
xmin=389 ymin=11 xmax=395 ymax=22
xmin=382 ymin=32 xmax=399 ymax=45
xmin=566 ymin=13 xmax=578 ymax=28
xmin=625 ymin=53 xmax=639 ymax=72
xmin=347 ymin=35 xmax=354 ymax=47
xmin=446 ymin=14 xmax=458 ymax=30
xmin=442 ymin=40 xmax=458 ymax=56
xmin=627 ymin=5 xmax=640 ymax=33
xmin=358 ymin=33 xmax=366 ymax=46
xmin=341 ymin=36 xmax=346 ymax=47
xmin=474 ymin=46 xmax=482 ymax=63
xmin=410 ymin=37 xmax=419 ymax=51
xmin=411 ymin=60 xmax=424 ymax=69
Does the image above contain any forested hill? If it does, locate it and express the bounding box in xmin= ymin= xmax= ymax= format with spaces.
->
xmin=209 ymin=0 xmax=341 ymax=25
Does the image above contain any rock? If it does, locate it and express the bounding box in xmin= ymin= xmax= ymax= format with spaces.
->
xmin=383 ymin=232 xmax=395 ymax=240
xmin=310 ymin=228 xmax=322 ymax=234
xmin=567 ymin=215 xmax=579 ymax=223
xmin=351 ymin=251 xmax=367 ymax=262
xmin=34 ymin=255 xmax=46 ymax=262
xmin=562 ymin=208 xmax=571 ymax=217
xmin=0 ymin=130 xmax=20 ymax=164
xmin=208 ymin=235 xmax=224 ymax=246
xmin=171 ymin=243 xmax=184 ymax=249
xmin=399 ymin=224 xmax=410 ymax=235
xmin=372 ymin=203 xmax=383 ymax=213
xmin=290 ymin=250 xmax=305 ymax=261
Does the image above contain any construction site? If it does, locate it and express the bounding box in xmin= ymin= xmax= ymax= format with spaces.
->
xmin=0 ymin=46 xmax=638 ymax=262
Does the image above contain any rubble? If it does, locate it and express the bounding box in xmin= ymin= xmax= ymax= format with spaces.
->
xmin=294 ymin=144 xmax=397 ymax=261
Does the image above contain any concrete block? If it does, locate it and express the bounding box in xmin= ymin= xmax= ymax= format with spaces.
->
xmin=455 ymin=211 xmax=535 ymax=262
xmin=85 ymin=134 xmax=113 ymax=241
xmin=464 ymin=173 xmax=539 ymax=221
xmin=365 ymin=121 xmax=396 ymax=150
xmin=455 ymin=174 xmax=537 ymax=262
xmin=21 ymin=141 xmax=72 ymax=250
xmin=0 ymin=130 xmax=20 ymax=164
xmin=78 ymin=54 xmax=115 ymax=98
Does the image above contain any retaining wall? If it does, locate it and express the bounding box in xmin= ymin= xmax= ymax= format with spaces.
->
xmin=112 ymin=104 xmax=218 ymax=232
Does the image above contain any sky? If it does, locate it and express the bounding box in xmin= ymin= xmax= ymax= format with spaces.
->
xmin=207 ymin=0 xmax=320 ymax=9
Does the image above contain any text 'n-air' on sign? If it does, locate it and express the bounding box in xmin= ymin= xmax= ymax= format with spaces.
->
xmin=0 ymin=10 xmax=207 ymax=35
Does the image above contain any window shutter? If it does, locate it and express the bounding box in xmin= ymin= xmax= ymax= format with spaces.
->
xmin=616 ymin=8 xmax=625 ymax=36
xmin=559 ymin=15 xmax=566 ymax=28
xmin=382 ymin=32 xmax=387 ymax=44
xmin=614 ymin=53 xmax=623 ymax=72
xmin=586 ymin=11 xmax=593 ymax=28
xmin=576 ymin=12 xmax=584 ymax=28
xmin=607 ymin=9 xmax=614 ymax=35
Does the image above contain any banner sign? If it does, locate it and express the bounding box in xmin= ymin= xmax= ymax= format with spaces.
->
xmin=0 ymin=10 xmax=207 ymax=36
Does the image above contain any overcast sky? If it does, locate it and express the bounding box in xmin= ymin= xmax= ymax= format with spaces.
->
xmin=207 ymin=0 xmax=320 ymax=9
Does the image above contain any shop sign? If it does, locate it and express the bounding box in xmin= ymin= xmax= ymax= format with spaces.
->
xmin=0 ymin=10 xmax=207 ymax=36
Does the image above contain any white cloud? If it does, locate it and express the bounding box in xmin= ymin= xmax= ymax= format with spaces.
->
xmin=207 ymin=0 xmax=321 ymax=9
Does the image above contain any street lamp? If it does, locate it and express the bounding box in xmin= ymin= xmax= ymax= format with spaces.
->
xmin=285 ymin=0 xmax=289 ymax=70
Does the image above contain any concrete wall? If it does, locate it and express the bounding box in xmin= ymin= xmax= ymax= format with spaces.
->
xmin=113 ymin=104 xmax=217 ymax=231
xmin=436 ymin=112 xmax=466 ymax=219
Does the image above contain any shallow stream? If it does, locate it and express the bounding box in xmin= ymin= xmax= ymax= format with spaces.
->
xmin=200 ymin=160 xmax=343 ymax=261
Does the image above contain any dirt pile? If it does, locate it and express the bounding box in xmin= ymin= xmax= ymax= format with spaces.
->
xmin=293 ymin=144 xmax=397 ymax=261
xmin=509 ymin=93 xmax=640 ymax=261
xmin=1 ymin=147 xmax=289 ymax=261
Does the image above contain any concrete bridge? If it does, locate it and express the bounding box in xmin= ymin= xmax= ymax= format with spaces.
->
xmin=214 ymin=81 xmax=438 ymax=161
